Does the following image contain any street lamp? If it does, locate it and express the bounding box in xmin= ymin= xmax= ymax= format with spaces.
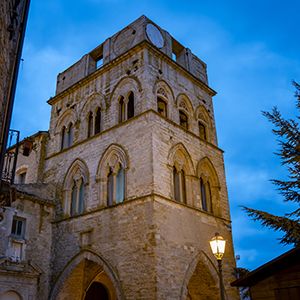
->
xmin=210 ymin=233 xmax=226 ymax=300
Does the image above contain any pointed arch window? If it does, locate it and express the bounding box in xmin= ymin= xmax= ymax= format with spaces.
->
xmin=173 ymin=166 xmax=186 ymax=204
xmin=68 ymin=123 xmax=74 ymax=147
xmin=71 ymin=180 xmax=77 ymax=216
xmin=70 ymin=178 xmax=85 ymax=216
xmin=107 ymin=163 xmax=125 ymax=206
xmin=179 ymin=111 xmax=188 ymax=130
xmin=127 ymin=92 xmax=134 ymax=119
xmin=116 ymin=165 xmax=125 ymax=204
xmin=199 ymin=122 xmax=207 ymax=141
xmin=200 ymin=178 xmax=212 ymax=213
xmin=61 ymin=126 xmax=66 ymax=150
xmin=119 ymin=92 xmax=135 ymax=123
xmin=88 ymin=112 xmax=93 ymax=138
xmin=119 ymin=96 xmax=126 ymax=123
xmin=107 ymin=168 xmax=114 ymax=206
xmin=157 ymin=97 xmax=167 ymax=117
xmin=95 ymin=107 xmax=101 ymax=134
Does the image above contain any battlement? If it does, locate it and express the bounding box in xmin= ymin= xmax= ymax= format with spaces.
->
xmin=56 ymin=15 xmax=208 ymax=94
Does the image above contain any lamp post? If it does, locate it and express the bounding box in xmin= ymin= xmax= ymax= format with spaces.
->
xmin=210 ymin=233 xmax=226 ymax=300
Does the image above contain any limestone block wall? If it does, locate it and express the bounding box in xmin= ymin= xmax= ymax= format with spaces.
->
xmin=150 ymin=112 xmax=231 ymax=220
xmin=44 ymin=113 xmax=153 ymax=214
xmin=48 ymin=47 xmax=146 ymax=157
xmin=144 ymin=47 xmax=217 ymax=144
xmin=50 ymin=197 xmax=157 ymax=300
xmin=48 ymin=44 xmax=216 ymax=162
xmin=152 ymin=197 xmax=238 ymax=300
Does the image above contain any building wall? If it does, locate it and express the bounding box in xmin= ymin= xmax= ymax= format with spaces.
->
xmin=249 ymin=264 xmax=300 ymax=300
xmin=0 ymin=197 xmax=54 ymax=300
xmin=14 ymin=132 xmax=48 ymax=184
xmin=0 ymin=0 xmax=27 ymax=169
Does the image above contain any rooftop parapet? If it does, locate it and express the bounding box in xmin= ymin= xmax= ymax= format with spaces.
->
xmin=56 ymin=15 xmax=208 ymax=94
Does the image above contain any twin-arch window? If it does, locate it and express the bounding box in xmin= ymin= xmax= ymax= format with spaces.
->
xmin=88 ymin=107 xmax=101 ymax=138
xmin=172 ymin=168 xmax=213 ymax=213
xmin=107 ymin=163 xmax=125 ymax=206
xmin=173 ymin=166 xmax=186 ymax=203
xmin=119 ymin=92 xmax=134 ymax=123
xmin=71 ymin=179 xmax=85 ymax=216
xmin=200 ymin=177 xmax=212 ymax=213
xmin=61 ymin=123 xmax=74 ymax=150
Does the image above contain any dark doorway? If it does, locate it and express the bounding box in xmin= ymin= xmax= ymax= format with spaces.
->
xmin=85 ymin=282 xmax=109 ymax=300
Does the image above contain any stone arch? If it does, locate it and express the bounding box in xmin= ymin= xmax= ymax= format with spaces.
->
xmin=153 ymin=79 xmax=175 ymax=103
xmin=197 ymin=157 xmax=221 ymax=215
xmin=80 ymin=92 xmax=106 ymax=118
xmin=168 ymin=143 xmax=195 ymax=205
xmin=80 ymin=92 xmax=104 ymax=138
xmin=49 ymin=250 xmax=124 ymax=300
xmin=180 ymin=250 xmax=219 ymax=300
xmin=195 ymin=105 xmax=214 ymax=142
xmin=0 ymin=290 xmax=23 ymax=300
xmin=154 ymin=80 xmax=175 ymax=119
xmin=96 ymin=144 xmax=129 ymax=206
xmin=197 ymin=157 xmax=220 ymax=187
xmin=110 ymin=76 xmax=142 ymax=105
xmin=176 ymin=93 xmax=194 ymax=113
xmin=62 ymin=159 xmax=90 ymax=216
xmin=54 ymin=109 xmax=77 ymax=135
xmin=168 ymin=143 xmax=194 ymax=175
xmin=176 ymin=94 xmax=194 ymax=130
xmin=110 ymin=76 xmax=142 ymax=124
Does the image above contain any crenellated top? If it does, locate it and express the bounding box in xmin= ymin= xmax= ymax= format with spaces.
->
xmin=55 ymin=15 xmax=208 ymax=95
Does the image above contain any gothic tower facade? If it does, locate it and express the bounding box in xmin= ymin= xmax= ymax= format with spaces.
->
xmin=0 ymin=16 xmax=239 ymax=300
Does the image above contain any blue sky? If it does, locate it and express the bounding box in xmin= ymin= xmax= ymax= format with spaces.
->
xmin=12 ymin=0 xmax=300 ymax=270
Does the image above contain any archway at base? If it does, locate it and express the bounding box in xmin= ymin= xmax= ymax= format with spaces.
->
xmin=84 ymin=282 xmax=109 ymax=300
xmin=186 ymin=259 xmax=219 ymax=300
xmin=50 ymin=251 xmax=122 ymax=300
xmin=181 ymin=252 xmax=219 ymax=300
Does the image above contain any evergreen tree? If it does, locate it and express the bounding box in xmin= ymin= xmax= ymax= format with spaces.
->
xmin=243 ymin=81 xmax=300 ymax=246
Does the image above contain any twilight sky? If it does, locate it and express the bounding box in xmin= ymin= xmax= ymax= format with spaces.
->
xmin=11 ymin=0 xmax=300 ymax=270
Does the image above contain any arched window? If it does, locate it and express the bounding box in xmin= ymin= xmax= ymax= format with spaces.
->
xmin=127 ymin=92 xmax=134 ymax=119
xmin=71 ymin=180 xmax=77 ymax=216
xmin=199 ymin=122 xmax=207 ymax=141
xmin=196 ymin=105 xmax=213 ymax=143
xmin=95 ymin=107 xmax=101 ymax=134
xmin=70 ymin=179 xmax=85 ymax=216
xmin=116 ymin=165 xmax=125 ymax=204
xmin=173 ymin=166 xmax=186 ymax=203
xmin=88 ymin=112 xmax=93 ymax=138
xmin=173 ymin=167 xmax=180 ymax=202
xmin=68 ymin=123 xmax=74 ymax=147
xmin=200 ymin=178 xmax=212 ymax=213
xmin=107 ymin=164 xmax=125 ymax=206
xmin=179 ymin=111 xmax=188 ymax=130
xmin=98 ymin=145 xmax=128 ymax=207
xmin=61 ymin=126 xmax=67 ymax=150
xmin=119 ymin=96 xmax=125 ymax=123
xmin=63 ymin=160 xmax=89 ymax=216
xmin=107 ymin=168 xmax=114 ymax=206
xmin=78 ymin=182 xmax=85 ymax=214
xmin=157 ymin=97 xmax=167 ymax=117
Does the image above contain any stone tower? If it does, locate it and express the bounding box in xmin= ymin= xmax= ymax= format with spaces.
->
xmin=0 ymin=16 xmax=238 ymax=300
